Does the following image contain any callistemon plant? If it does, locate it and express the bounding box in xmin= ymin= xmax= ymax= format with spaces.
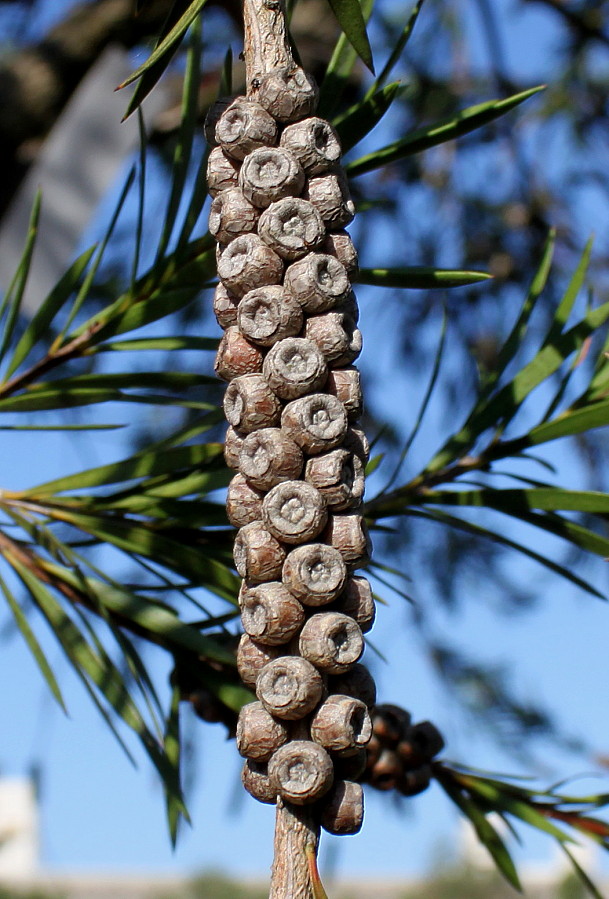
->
xmin=206 ymin=0 xmax=375 ymax=893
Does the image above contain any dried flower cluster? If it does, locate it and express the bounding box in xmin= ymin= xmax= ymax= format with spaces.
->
xmin=206 ymin=63 xmax=375 ymax=835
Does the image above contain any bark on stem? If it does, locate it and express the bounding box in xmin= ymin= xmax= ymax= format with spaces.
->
xmin=270 ymin=800 xmax=320 ymax=898
xmin=242 ymin=0 xmax=294 ymax=90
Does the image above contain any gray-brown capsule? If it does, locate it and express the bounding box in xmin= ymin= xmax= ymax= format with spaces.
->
xmin=324 ymin=514 xmax=372 ymax=568
xmin=320 ymin=781 xmax=364 ymax=835
xmin=241 ymin=759 xmax=277 ymax=804
xmin=257 ymin=66 xmax=318 ymax=123
xmin=281 ymin=393 xmax=348 ymax=454
xmin=304 ymin=311 xmax=362 ymax=367
xmin=305 ymin=448 xmax=364 ymax=511
xmin=215 ymin=327 xmax=264 ymax=381
xmin=305 ymin=169 xmax=355 ymax=229
xmin=262 ymin=480 xmax=328 ymax=545
xmin=226 ymin=473 xmax=264 ymax=527
xmin=215 ymin=96 xmax=278 ymax=160
xmin=213 ymin=282 xmax=240 ymax=329
xmin=223 ymin=373 xmax=282 ymax=433
xmin=240 ymin=581 xmax=305 ymax=646
xmin=237 ymin=285 xmax=303 ymax=347
xmin=397 ymin=764 xmax=433 ymax=797
xmin=321 ymin=230 xmax=359 ymax=278
xmin=258 ymin=197 xmax=325 ymax=261
xmin=310 ymin=695 xmax=372 ymax=754
xmin=236 ymin=701 xmax=289 ymax=761
xmin=233 ymin=520 xmax=286 ymax=582
xmin=256 ymin=656 xmax=323 ymax=720
xmin=206 ymin=146 xmax=240 ymax=197
xmin=299 ymin=611 xmax=364 ymax=674
xmin=326 ymin=367 xmax=363 ymax=420
xmin=268 ymin=740 xmax=334 ymax=805
xmin=236 ymin=634 xmax=281 ymax=689
xmin=209 ymin=188 xmax=259 ymax=244
xmin=239 ymin=146 xmax=305 ymax=208
xmin=224 ymin=425 xmax=245 ymax=470
xmin=280 ymin=117 xmax=342 ymax=175
xmin=335 ymin=290 xmax=360 ymax=324
xmin=282 ymin=543 xmax=347 ymax=606
xmin=217 ymin=234 xmax=284 ymax=298
xmin=330 ymin=664 xmax=377 ymax=709
xmin=263 ymin=337 xmax=328 ymax=400
xmin=284 ymin=253 xmax=351 ymax=314
xmin=333 ymin=576 xmax=375 ymax=633
xmin=203 ymin=96 xmax=235 ymax=146
xmin=343 ymin=426 xmax=370 ymax=465
xmin=239 ymin=427 xmax=303 ymax=491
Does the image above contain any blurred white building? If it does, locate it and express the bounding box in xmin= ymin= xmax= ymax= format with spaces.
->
xmin=0 ymin=777 xmax=39 ymax=878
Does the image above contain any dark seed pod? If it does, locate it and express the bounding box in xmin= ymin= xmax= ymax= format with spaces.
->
xmin=224 ymin=425 xmax=246 ymax=470
xmin=397 ymin=764 xmax=432 ymax=797
xmin=304 ymin=312 xmax=362 ymax=367
xmin=237 ymin=285 xmax=303 ymax=347
xmin=332 ymin=747 xmax=367 ymax=781
xmin=282 ymin=543 xmax=347 ymax=606
xmin=257 ymin=66 xmax=318 ymax=123
xmin=206 ymin=146 xmax=240 ymax=197
xmin=237 ymin=634 xmax=282 ymax=689
xmin=299 ymin=611 xmax=364 ymax=674
xmin=280 ymin=117 xmax=342 ymax=174
xmin=326 ymin=367 xmax=363 ymax=420
xmin=305 ymin=169 xmax=355 ymax=229
xmin=233 ymin=520 xmax=286 ymax=582
xmin=236 ymin=701 xmax=289 ymax=761
xmin=368 ymin=749 xmax=402 ymax=791
xmin=239 ymin=146 xmax=305 ymax=208
xmin=330 ymin=664 xmax=377 ymax=709
xmin=397 ymin=721 xmax=445 ymax=767
xmin=333 ymin=576 xmax=375 ymax=633
xmin=213 ymin=283 xmax=240 ymax=329
xmin=321 ymin=230 xmax=359 ymax=278
xmin=310 ymin=695 xmax=372 ymax=753
xmin=262 ymin=480 xmax=328 ymax=545
xmin=268 ymin=740 xmax=334 ymax=805
xmin=203 ymin=96 xmax=235 ymax=146
xmin=217 ymin=234 xmax=284 ymax=297
xmin=209 ymin=188 xmax=259 ymax=244
xmin=258 ymin=197 xmax=325 ymax=261
xmin=364 ymin=733 xmax=382 ymax=770
xmin=223 ymin=373 xmax=282 ymax=433
xmin=242 ymin=759 xmax=277 ymax=804
xmin=305 ymin=448 xmax=364 ymax=511
xmin=323 ymin=513 xmax=371 ymax=568
xmin=284 ymin=253 xmax=350 ymax=314
xmin=239 ymin=427 xmax=304 ymax=491
xmin=240 ymin=581 xmax=305 ymax=646
xmin=281 ymin=393 xmax=348 ymax=454
xmin=215 ymin=327 xmax=264 ymax=381
xmin=372 ymin=704 xmax=412 ymax=748
xmin=335 ymin=290 xmax=360 ymax=324
xmin=256 ymin=656 xmax=323 ymax=720
xmin=320 ymin=781 xmax=364 ymax=835
xmin=226 ymin=473 xmax=264 ymax=526
xmin=263 ymin=337 xmax=328 ymax=400
xmin=215 ymin=96 xmax=278 ymax=160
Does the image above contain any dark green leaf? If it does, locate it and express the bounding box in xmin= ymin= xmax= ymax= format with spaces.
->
xmin=326 ymin=0 xmax=374 ymax=72
xmin=357 ymin=267 xmax=491 ymax=289
xmin=333 ymin=82 xmax=403 ymax=152
xmin=369 ymin=0 xmax=426 ymax=92
xmin=0 ymin=190 xmax=42 ymax=364
xmin=91 ymin=336 xmax=218 ymax=353
xmin=318 ymin=0 xmax=374 ymax=119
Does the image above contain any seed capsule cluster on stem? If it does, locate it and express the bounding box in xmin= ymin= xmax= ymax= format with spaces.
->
xmin=206 ymin=63 xmax=373 ymax=836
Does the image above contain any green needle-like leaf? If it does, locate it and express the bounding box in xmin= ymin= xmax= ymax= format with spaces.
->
xmin=318 ymin=0 xmax=374 ymax=119
xmin=0 ymin=190 xmax=42 ymax=365
xmin=358 ymin=267 xmax=491 ymax=289
xmin=326 ymin=0 xmax=374 ymax=72
xmin=333 ymin=82 xmax=403 ymax=153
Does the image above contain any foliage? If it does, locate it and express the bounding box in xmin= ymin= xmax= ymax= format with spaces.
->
xmin=2 ymin=0 xmax=609 ymax=894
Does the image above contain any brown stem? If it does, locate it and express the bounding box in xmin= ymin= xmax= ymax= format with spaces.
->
xmin=242 ymin=0 xmax=294 ymax=91
xmin=269 ymin=800 xmax=320 ymax=899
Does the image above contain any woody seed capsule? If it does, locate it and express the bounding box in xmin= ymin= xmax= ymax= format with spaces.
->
xmin=206 ymin=146 xmax=240 ymax=197
xmin=299 ymin=611 xmax=364 ymax=674
xmin=282 ymin=543 xmax=347 ymax=606
xmin=330 ymin=663 xmax=377 ymax=709
xmin=320 ymin=781 xmax=364 ymax=835
xmin=203 ymin=96 xmax=235 ymax=146
xmin=237 ymin=701 xmax=289 ymax=761
xmin=305 ymin=448 xmax=364 ymax=510
xmin=237 ymin=285 xmax=303 ymax=347
xmin=310 ymin=695 xmax=372 ymax=753
xmin=333 ymin=575 xmax=375 ymax=633
xmin=213 ymin=282 xmax=240 ymax=329
xmin=280 ymin=117 xmax=342 ymax=175
xmin=215 ymin=96 xmax=278 ymax=160
xmin=281 ymin=393 xmax=348 ymax=454
xmin=257 ymin=66 xmax=319 ymax=123
xmin=209 ymin=188 xmax=259 ymax=244
xmin=239 ymin=146 xmax=305 ymax=208
xmin=258 ymin=197 xmax=325 ymax=261
xmin=305 ymin=169 xmax=355 ymax=228
xmin=239 ymin=581 xmax=305 ymax=645
xmin=233 ymin=520 xmax=286 ymax=582
xmin=226 ymin=473 xmax=264 ymax=527
xmin=284 ymin=253 xmax=351 ymax=314
xmin=236 ymin=634 xmax=281 ymax=689
xmin=263 ymin=337 xmax=328 ymax=400
xmin=262 ymin=480 xmax=328 ymax=545
xmin=217 ymin=233 xmax=284 ymax=298
xmin=256 ymin=656 xmax=323 ymax=720
xmin=268 ymin=740 xmax=334 ymax=805
xmin=241 ymin=759 xmax=277 ymax=804
xmin=223 ymin=374 xmax=281 ymax=433
xmin=321 ymin=230 xmax=359 ymax=278
xmin=215 ymin=327 xmax=263 ymax=381
xmin=239 ymin=427 xmax=303 ymax=491
xmin=326 ymin=367 xmax=363 ymax=420
xmin=324 ymin=513 xmax=372 ymax=568
xmin=305 ymin=311 xmax=362 ymax=367
xmin=224 ymin=425 xmax=245 ymax=470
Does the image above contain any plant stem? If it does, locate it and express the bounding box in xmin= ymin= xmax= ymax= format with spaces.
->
xmin=270 ymin=800 xmax=320 ymax=899
xmin=242 ymin=0 xmax=293 ymax=91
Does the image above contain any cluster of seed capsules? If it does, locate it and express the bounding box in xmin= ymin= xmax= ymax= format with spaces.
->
xmin=206 ymin=65 xmax=376 ymax=836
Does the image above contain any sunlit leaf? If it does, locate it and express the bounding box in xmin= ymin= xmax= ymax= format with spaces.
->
xmin=357 ymin=267 xmax=491 ymax=289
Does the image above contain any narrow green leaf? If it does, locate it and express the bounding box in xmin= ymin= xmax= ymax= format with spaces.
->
xmin=26 ymin=370 xmax=218 ymax=393
xmin=164 ymin=683 xmax=186 ymax=845
xmin=333 ymin=82 xmax=402 ymax=153
xmin=561 ymin=846 xmax=605 ymax=899
xmin=541 ymin=237 xmax=593 ymax=353
xmin=318 ymin=0 xmax=374 ymax=119
xmin=326 ymin=0 xmax=374 ymax=72
xmin=368 ymin=0 xmax=426 ymax=93
xmin=0 ymin=423 xmax=124 ymax=431
xmin=131 ymin=108 xmax=147 ymax=290
xmin=0 ymin=387 xmax=123 ymax=412
xmin=346 ymin=86 xmax=545 ymax=177
xmin=220 ymin=46 xmax=233 ymax=96
xmin=526 ymin=400 xmax=609 ymax=447
xmin=91 ymin=336 xmax=218 ymax=353
xmin=0 ymin=572 xmax=66 ymax=711
xmin=0 ymin=191 xmax=42 ymax=364
xmin=357 ymin=267 xmax=491 ymax=289
xmin=461 ymin=776 xmax=572 ymax=842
